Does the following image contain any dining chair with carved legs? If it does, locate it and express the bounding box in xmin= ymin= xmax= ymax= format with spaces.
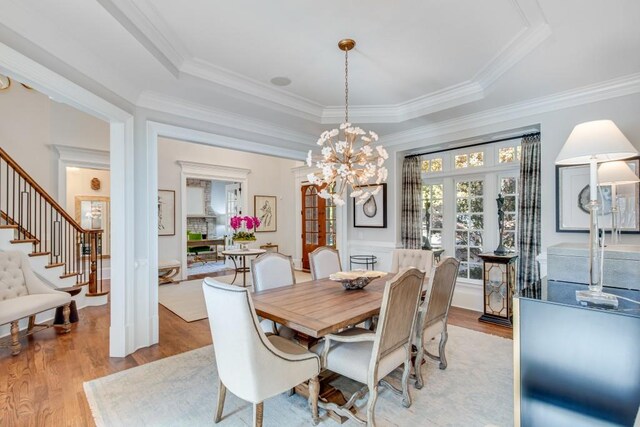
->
xmin=413 ymin=257 xmax=460 ymax=390
xmin=309 ymin=268 xmax=425 ymax=426
xmin=203 ymin=278 xmax=321 ymax=427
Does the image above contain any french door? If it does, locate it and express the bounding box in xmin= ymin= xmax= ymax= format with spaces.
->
xmin=301 ymin=184 xmax=336 ymax=270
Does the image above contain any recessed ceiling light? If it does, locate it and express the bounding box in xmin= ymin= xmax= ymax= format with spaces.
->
xmin=270 ymin=76 xmax=291 ymax=87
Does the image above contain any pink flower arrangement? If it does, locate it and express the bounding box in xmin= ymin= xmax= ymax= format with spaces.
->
xmin=230 ymin=215 xmax=261 ymax=241
xmin=230 ymin=215 xmax=261 ymax=231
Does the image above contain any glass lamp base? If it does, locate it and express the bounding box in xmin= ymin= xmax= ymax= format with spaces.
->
xmin=576 ymin=290 xmax=619 ymax=308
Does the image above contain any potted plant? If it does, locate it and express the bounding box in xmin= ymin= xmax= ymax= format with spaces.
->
xmin=230 ymin=215 xmax=261 ymax=251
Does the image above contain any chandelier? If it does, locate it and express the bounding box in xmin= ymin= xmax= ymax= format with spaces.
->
xmin=306 ymin=39 xmax=388 ymax=206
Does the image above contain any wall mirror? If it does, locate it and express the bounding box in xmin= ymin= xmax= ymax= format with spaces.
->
xmin=75 ymin=195 xmax=111 ymax=256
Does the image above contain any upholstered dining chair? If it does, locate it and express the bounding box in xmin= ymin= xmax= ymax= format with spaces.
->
xmin=310 ymin=268 xmax=425 ymax=426
xmin=390 ymin=249 xmax=433 ymax=285
xmin=309 ymin=246 xmax=342 ymax=280
xmin=203 ymin=278 xmax=321 ymax=427
xmin=251 ymin=252 xmax=297 ymax=339
xmin=413 ymin=257 xmax=460 ymax=390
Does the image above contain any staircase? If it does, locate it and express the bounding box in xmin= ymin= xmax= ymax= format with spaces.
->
xmin=0 ymin=147 xmax=107 ymax=309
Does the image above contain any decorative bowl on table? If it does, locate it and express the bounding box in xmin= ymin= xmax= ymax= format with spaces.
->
xmin=329 ymin=270 xmax=387 ymax=290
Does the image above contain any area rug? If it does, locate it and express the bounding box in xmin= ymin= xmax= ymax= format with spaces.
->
xmin=158 ymin=271 xmax=313 ymax=322
xmin=84 ymin=325 xmax=513 ymax=426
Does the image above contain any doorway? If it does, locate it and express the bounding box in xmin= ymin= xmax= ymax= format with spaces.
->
xmin=301 ymin=184 xmax=336 ymax=270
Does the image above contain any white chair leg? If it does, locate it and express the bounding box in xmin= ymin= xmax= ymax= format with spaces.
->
xmin=214 ymin=379 xmax=226 ymax=423
xmin=366 ymin=384 xmax=379 ymax=427
xmin=253 ymin=402 xmax=264 ymax=427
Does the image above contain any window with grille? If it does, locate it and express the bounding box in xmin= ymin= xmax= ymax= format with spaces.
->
xmin=422 ymin=183 xmax=444 ymax=247
xmin=499 ymin=175 xmax=519 ymax=251
xmin=455 ymin=179 xmax=484 ymax=280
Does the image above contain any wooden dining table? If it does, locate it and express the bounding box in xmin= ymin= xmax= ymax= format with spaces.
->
xmin=252 ymin=273 xmax=390 ymax=340
xmin=252 ymin=273 xmax=392 ymax=423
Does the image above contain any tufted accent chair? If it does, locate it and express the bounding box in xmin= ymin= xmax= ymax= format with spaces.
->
xmin=390 ymin=249 xmax=434 ymax=286
xmin=0 ymin=251 xmax=72 ymax=356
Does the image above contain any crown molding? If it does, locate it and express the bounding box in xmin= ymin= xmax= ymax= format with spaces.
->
xmin=322 ymin=81 xmax=486 ymax=124
xmin=383 ymin=72 xmax=640 ymax=147
xmin=100 ymin=0 xmax=552 ymax=124
xmin=177 ymin=160 xmax=251 ymax=179
xmin=137 ymin=91 xmax=316 ymax=148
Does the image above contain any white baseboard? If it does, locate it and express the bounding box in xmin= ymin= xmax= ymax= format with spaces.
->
xmin=451 ymin=281 xmax=483 ymax=312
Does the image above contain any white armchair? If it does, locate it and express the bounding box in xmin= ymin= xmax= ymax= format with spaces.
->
xmin=309 ymin=246 xmax=341 ymax=280
xmin=310 ymin=268 xmax=425 ymax=426
xmin=0 ymin=251 xmax=72 ymax=355
xmin=203 ymin=278 xmax=321 ymax=427
xmin=251 ymin=252 xmax=297 ymax=339
xmin=390 ymin=249 xmax=433 ymax=285
xmin=413 ymin=257 xmax=460 ymax=389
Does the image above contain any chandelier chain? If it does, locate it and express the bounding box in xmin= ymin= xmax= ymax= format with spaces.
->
xmin=344 ymin=48 xmax=349 ymax=123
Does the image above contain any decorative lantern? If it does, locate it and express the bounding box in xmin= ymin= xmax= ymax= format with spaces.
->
xmin=478 ymin=253 xmax=518 ymax=327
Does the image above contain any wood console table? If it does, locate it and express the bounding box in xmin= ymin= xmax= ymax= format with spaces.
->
xmin=187 ymin=238 xmax=226 ymax=264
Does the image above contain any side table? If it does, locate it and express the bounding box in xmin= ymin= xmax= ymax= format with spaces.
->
xmin=349 ymin=255 xmax=377 ymax=271
xmin=222 ymin=248 xmax=267 ymax=287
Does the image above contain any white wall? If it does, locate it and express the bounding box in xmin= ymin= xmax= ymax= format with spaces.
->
xmin=0 ymin=84 xmax=109 ymax=199
xmin=157 ymin=137 xmax=303 ymax=264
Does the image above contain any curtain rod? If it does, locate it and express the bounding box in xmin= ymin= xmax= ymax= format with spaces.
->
xmin=404 ymin=131 xmax=540 ymax=159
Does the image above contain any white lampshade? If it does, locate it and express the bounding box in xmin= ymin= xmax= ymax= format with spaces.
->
xmin=556 ymin=120 xmax=637 ymax=165
xmin=598 ymin=161 xmax=640 ymax=185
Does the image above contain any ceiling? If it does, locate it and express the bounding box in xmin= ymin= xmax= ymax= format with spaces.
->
xmin=0 ymin=0 xmax=638 ymax=147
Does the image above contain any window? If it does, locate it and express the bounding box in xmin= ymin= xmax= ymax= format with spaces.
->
xmin=421 ymin=139 xmax=521 ymax=284
xmin=499 ymin=175 xmax=519 ymax=251
xmin=498 ymin=146 xmax=521 ymax=163
xmin=455 ymin=179 xmax=484 ymax=280
xmin=422 ymin=183 xmax=444 ymax=246
xmin=455 ymin=151 xmax=484 ymax=169
xmin=421 ymin=157 xmax=443 ymax=174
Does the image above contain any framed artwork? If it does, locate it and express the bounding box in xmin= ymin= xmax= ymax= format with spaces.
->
xmin=353 ymin=183 xmax=387 ymax=228
xmin=556 ymin=157 xmax=640 ymax=233
xmin=158 ymin=189 xmax=176 ymax=236
xmin=255 ymin=195 xmax=277 ymax=232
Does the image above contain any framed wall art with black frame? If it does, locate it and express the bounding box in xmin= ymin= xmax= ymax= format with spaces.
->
xmin=353 ymin=183 xmax=387 ymax=228
xmin=555 ymin=157 xmax=640 ymax=233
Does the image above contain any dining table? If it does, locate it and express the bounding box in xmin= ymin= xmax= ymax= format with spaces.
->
xmin=252 ymin=272 xmax=392 ymax=423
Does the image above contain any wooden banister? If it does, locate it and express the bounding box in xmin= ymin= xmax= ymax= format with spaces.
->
xmin=0 ymin=147 xmax=85 ymax=232
xmin=0 ymin=146 xmax=106 ymax=295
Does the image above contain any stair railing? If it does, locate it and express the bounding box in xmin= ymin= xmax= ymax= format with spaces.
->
xmin=0 ymin=147 xmax=105 ymax=296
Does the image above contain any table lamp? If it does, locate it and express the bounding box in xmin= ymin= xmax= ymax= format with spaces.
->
xmin=598 ymin=161 xmax=640 ymax=244
xmin=556 ymin=120 xmax=638 ymax=306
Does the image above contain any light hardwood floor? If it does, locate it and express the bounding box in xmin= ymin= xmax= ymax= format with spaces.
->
xmin=0 ymin=283 xmax=511 ymax=426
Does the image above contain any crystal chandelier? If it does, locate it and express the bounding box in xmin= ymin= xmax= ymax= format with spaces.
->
xmin=306 ymin=39 xmax=388 ymax=206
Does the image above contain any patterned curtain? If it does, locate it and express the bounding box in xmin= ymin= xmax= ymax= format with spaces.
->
xmin=517 ymin=133 xmax=541 ymax=296
xmin=401 ymin=157 xmax=422 ymax=249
